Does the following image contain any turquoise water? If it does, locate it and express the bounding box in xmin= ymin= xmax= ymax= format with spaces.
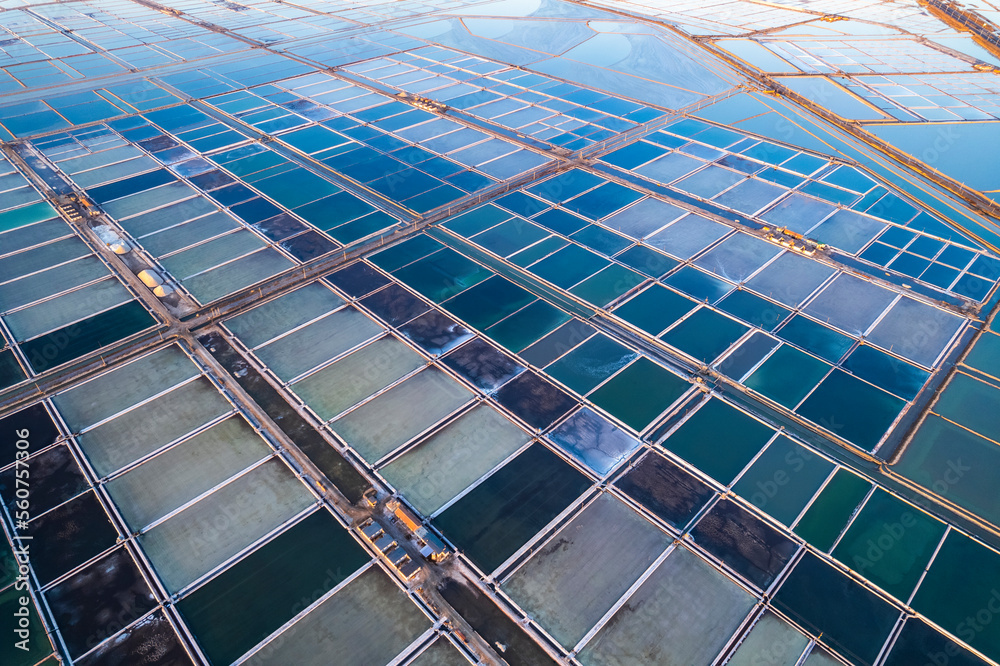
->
xmin=21 ymin=301 xmax=156 ymax=373
xmin=178 ymin=510 xmax=369 ymax=665
xmin=662 ymin=398 xmax=774 ymax=483
xmin=435 ymin=443 xmax=591 ymax=572
xmin=774 ymin=552 xmax=899 ymax=666
xmin=4 ymin=2 xmax=1000 ymax=663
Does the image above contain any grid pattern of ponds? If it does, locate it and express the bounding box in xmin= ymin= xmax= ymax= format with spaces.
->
xmin=893 ymin=321 xmax=1000 ymax=528
xmin=434 ymin=163 xmax=990 ymax=454
xmin=590 ymin=0 xmax=958 ymax=36
xmin=699 ymin=10 xmax=1000 ymax=204
xmin=0 ymin=150 xmax=156 ymax=389
xmin=761 ymin=38 xmax=973 ymax=74
xmin=28 ymin=108 xmax=411 ymax=304
xmin=3 ymin=0 xmax=1000 ymax=665
xmin=201 ymin=69 xmax=555 ymax=211
xmin=840 ymin=73 xmax=1000 ymax=122
xmin=594 ymin=116 xmax=999 ymax=298
xmin=341 ymin=46 xmax=669 ymax=150
xmin=0 ymin=345 xmax=441 ymax=666
xmin=208 ymin=237 xmax=1000 ymax=666
xmin=0 ymin=0 xmax=249 ymax=95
